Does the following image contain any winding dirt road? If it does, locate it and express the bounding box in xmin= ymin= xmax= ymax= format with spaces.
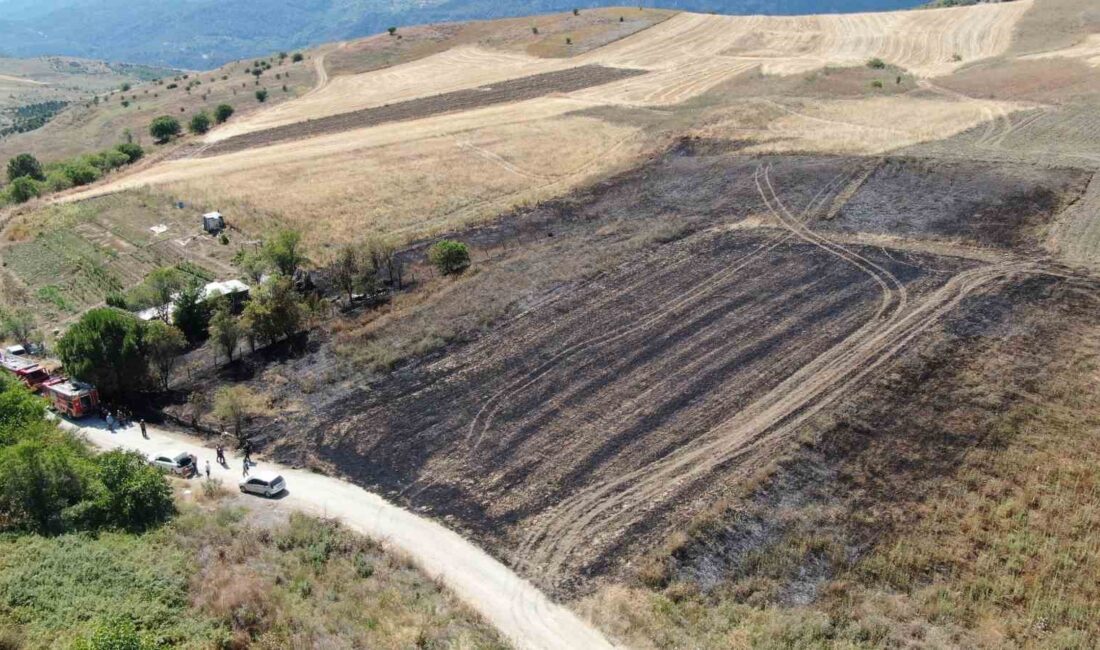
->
xmin=64 ymin=418 xmax=615 ymax=650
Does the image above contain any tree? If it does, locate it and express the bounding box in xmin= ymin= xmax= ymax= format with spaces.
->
xmin=261 ymin=229 xmax=308 ymax=277
xmin=208 ymin=301 xmax=241 ymax=364
xmin=255 ymin=89 xmax=268 ymax=103
xmin=93 ymin=450 xmax=174 ymax=530
xmin=388 ymin=26 xmax=397 ymax=35
xmin=0 ymin=374 xmax=47 ymax=441
xmin=145 ymin=267 xmax=182 ymax=322
xmin=292 ymin=52 xmax=304 ymax=62
xmin=214 ymin=103 xmax=235 ymax=124
xmin=172 ymin=283 xmax=210 ymax=344
xmin=6 ymin=176 xmax=41 ymax=204
xmin=331 ymin=244 xmax=360 ymax=304
xmin=149 ymin=115 xmax=181 ymax=143
xmin=867 ymin=57 xmax=886 ymax=69
xmin=1 ymin=308 xmax=37 ymax=345
xmin=144 ymin=321 xmax=186 ymax=391
xmin=7 ymin=153 xmax=44 ymax=182
xmin=242 ymin=276 xmax=302 ymax=346
xmin=366 ymin=236 xmax=403 ymax=289
xmin=234 ymin=248 xmax=268 ymax=284
xmin=428 ymin=240 xmax=471 ymax=276
xmin=188 ymin=111 xmax=211 ymax=135
xmin=0 ymin=437 xmax=94 ymax=534
xmin=213 ymin=385 xmax=262 ymax=443
xmin=56 ymin=308 xmax=148 ymax=399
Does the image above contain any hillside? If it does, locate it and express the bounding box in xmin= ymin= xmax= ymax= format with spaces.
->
xmin=0 ymin=0 xmax=924 ymax=69
xmin=2 ymin=0 xmax=1100 ymax=647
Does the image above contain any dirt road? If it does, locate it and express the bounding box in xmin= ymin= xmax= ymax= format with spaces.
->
xmin=62 ymin=418 xmax=615 ymax=650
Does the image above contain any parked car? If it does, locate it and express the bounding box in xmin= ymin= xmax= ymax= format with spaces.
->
xmin=150 ymin=451 xmax=198 ymax=477
xmin=239 ymin=472 xmax=286 ymax=498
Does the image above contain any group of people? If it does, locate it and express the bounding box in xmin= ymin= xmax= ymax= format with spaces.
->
xmin=104 ymin=409 xmax=148 ymax=440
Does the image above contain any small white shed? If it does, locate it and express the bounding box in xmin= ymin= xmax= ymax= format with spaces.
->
xmin=202 ymin=212 xmax=225 ymax=233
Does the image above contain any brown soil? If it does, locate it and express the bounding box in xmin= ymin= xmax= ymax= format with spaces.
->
xmin=200 ymin=65 xmax=644 ymax=157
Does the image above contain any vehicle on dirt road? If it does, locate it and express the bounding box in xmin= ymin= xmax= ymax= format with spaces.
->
xmin=239 ymin=472 xmax=286 ymax=498
xmin=150 ymin=452 xmax=198 ymax=477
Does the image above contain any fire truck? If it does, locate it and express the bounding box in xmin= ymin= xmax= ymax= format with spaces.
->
xmin=40 ymin=378 xmax=100 ymax=419
xmin=0 ymin=355 xmax=51 ymax=392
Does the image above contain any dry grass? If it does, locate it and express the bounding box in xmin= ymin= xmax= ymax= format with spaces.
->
xmin=137 ymin=112 xmax=644 ymax=248
xmin=578 ymin=302 xmax=1100 ymax=649
xmin=694 ymin=95 xmax=1025 ymax=155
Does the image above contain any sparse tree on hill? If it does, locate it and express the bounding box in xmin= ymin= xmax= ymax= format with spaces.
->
xmin=428 ymin=240 xmax=471 ymax=277
xmin=331 ymin=244 xmax=360 ymax=304
xmin=188 ymin=111 xmax=211 ymax=135
xmin=144 ymin=321 xmax=186 ymax=391
xmin=149 ymin=115 xmax=181 ymax=143
xmin=7 ymin=153 xmax=45 ymax=182
xmin=388 ymin=26 xmax=397 ymax=35
xmin=242 ymin=277 xmax=303 ymax=346
xmin=172 ymin=283 xmax=209 ymax=344
xmin=208 ymin=301 xmax=241 ymax=364
xmin=261 ymin=229 xmax=308 ymax=277
xmin=212 ymin=385 xmax=263 ymax=444
xmin=292 ymin=52 xmax=304 ymax=62
xmin=255 ymin=89 xmax=268 ymax=103
xmin=214 ymin=103 xmax=234 ymax=124
xmin=366 ymin=236 xmax=402 ymax=290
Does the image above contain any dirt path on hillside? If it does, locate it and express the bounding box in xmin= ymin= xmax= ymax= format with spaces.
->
xmin=64 ymin=418 xmax=615 ymax=650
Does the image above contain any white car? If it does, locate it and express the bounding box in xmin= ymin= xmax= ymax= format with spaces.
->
xmin=149 ymin=452 xmax=198 ymax=477
xmin=239 ymin=472 xmax=286 ymax=498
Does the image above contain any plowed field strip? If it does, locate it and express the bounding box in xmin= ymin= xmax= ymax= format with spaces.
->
xmin=201 ymin=65 xmax=644 ymax=157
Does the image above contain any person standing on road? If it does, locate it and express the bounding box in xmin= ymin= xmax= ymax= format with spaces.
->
xmin=106 ymin=412 xmax=115 ymax=433
xmin=216 ymin=445 xmax=226 ymax=466
xmin=139 ymin=419 xmax=148 ymax=439
xmin=242 ymin=462 xmax=250 ymax=478
xmin=205 ymin=460 xmax=211 ymax=479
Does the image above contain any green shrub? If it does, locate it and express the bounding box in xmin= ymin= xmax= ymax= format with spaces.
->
xmin=92 ymin=450 xmax=175 ymax=531
xmin=60 ymin=161 xmax=101 ymax=186
xmin=6 ymin=153 xmax=44 ymax=182
xmin=0 ymin=437 xmax=96 ymax=534
xmin=44 ymin=169 xmax=73 ymax=192
xmin=214 ymin=103 xmax=234 ymax=124
xmin=188 ymin=111 xmax=211 ymax=135
xmin=871 ymin=79 xmax=884 ymax=89
xmin=6 ymin=176 xmax=41 ymax=204
xmin=149 ymin=115 xmax=181 ymax=143
xmin=867 ymin=57 xmax=886 ymax=69
xmin=255 ymin=89 xmax=268 ymax=103
xmin=115 ymin=143 xmax=144 ymax=163
xmin=428 ymin=240 xmax=471 ymax=276
xmin=292 ymin=52 xmax=303 ymax=62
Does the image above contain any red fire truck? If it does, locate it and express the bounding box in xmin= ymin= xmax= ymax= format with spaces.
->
xmin=41 ymin=378 xmax=100 ymax=419
xmin=0 ymin=355 xmax=51 ymax=392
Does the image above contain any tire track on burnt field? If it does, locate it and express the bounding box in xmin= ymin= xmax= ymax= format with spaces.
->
xmin=512 ymin=163 xmax=1011 ymax=590
xmin=517 ymin=261 xmax=1024 ymax=590
xmin=464 ymin=163 xmax=860 ymax=451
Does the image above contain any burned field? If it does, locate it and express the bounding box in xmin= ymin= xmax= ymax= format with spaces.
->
xmin=201 ymin=65 xmax=644 ymax=156
xmin=216 ymin=139 xmax=1100 ymax=602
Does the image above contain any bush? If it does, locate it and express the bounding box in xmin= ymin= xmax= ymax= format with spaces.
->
xmin=388 ymin=26 xmax=397 ymax=35
xmin=871 ymin=79 xmax=884 ymax=88
xmin=867 ymin=57 xmax=886 ymax=69
xmin=0 ymin=437 xmax=96 ymax=534
xmin=149 ymin=115 xmax=181 ymax=143
xmin=115 ymin=142 xmax=144 ymax=163
xmin=44 ymin=169 xmax=73 ymax=192
xmin=7 ymin=153 xmax=44 ymax=182
xmin=6 ymin=176 xmax=41 ymax=204
xmin=214 ymin=103 xmax=234 ymax=124
xmin=292 ymin=52 xmax=303 ymax=62
xmin=254 ymin=89 xmax=268 ymax=103
xmin=92 ymin=450 xmax=175 ymax=531
xmin=428 ymin=240 xmax=471 ymax=276
xmin=188 ymin=111 xmax=211 ymax=135
xmin=72 ymin=616 xmax=154 ymax=650
xmin=59 ymin=161 xmax=101 ymax=186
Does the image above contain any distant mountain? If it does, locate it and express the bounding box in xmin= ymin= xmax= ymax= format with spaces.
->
xmin=0 ymin=0 xmax=924 ymax=69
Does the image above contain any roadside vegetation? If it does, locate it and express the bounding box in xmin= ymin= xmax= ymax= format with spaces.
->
xmin=2 ymin=145 xmax=144 ymax=205
xmin=0 ymin=375 xmax=506 ymax=648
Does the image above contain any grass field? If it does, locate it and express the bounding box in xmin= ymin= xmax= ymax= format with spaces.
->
xmin=0 ymin=492 xmax=506 ymax=648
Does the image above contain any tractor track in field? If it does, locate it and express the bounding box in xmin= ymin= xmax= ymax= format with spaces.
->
xmin=511 ymin=162 xmax=1035 ymax=590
